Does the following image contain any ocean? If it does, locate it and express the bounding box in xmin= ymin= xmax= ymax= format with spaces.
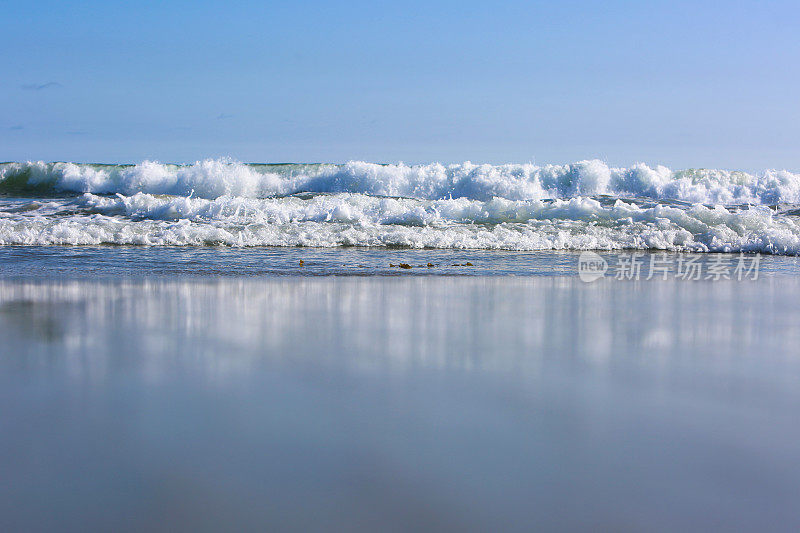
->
xmin=3 ymin=159 xmax=800 ymax=531
xmin=3 ymin=159 xmax=800 ymax=253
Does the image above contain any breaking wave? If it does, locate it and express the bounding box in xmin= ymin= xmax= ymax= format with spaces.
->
xmin=2 ymin=159 xmax=800 ymax=253
xmin=3 ymin=159 xmax=800 ymax=204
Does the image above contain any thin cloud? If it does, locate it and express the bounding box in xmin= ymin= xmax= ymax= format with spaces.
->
xmin=22 ymin=81 xmax=62 ymax=91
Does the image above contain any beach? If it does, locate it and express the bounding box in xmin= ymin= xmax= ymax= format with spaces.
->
xmin=6 ymin=0 xmax=800 ymax=529
xmin=2 ymin=251 xmax=800 ymax=531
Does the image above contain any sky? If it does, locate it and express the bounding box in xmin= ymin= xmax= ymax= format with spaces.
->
xmin=2 ymin=0 xmax=800 ymax=170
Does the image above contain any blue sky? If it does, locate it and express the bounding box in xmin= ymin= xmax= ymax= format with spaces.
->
xmin=2 ymin=0 xmax=799 ymax=169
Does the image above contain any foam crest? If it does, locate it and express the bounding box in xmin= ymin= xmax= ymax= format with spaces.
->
xmin=3 ymin=159 xmax=800 ymax=205
xmin=4 ymin=158 xmax=800 ymax=254
xmin=2 ymin=193 xmax=799 ymax=253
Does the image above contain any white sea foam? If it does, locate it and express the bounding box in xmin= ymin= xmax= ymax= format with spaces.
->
xmin=3 ymin=159 xmax=800 ymax=204
xmin=3 ymin=159 xmax=800 ymax=253
xmin=1 ymin=192 xmax=798 ymax=253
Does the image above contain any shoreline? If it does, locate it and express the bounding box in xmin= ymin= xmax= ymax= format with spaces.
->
xmin=2 ymin=246 xmax=799 ymax=279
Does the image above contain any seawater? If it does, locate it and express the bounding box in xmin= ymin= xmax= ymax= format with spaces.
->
xmin=4 ymin=159 xmax=800 ymax=531
xmin=3 ymin=159 xmax=800 ymax=253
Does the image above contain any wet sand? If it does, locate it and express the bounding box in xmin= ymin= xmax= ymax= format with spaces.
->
xmin=2 ymin=275 xmax=800 ymax=531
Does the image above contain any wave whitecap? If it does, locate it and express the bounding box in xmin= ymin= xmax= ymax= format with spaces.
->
xmin=3 ymin=159 xmax=800 ymax=205
xmin=2 ymin=159 xmax=800 ymax=253
xmin=0 ymin=192 xmax=794 ymax=253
